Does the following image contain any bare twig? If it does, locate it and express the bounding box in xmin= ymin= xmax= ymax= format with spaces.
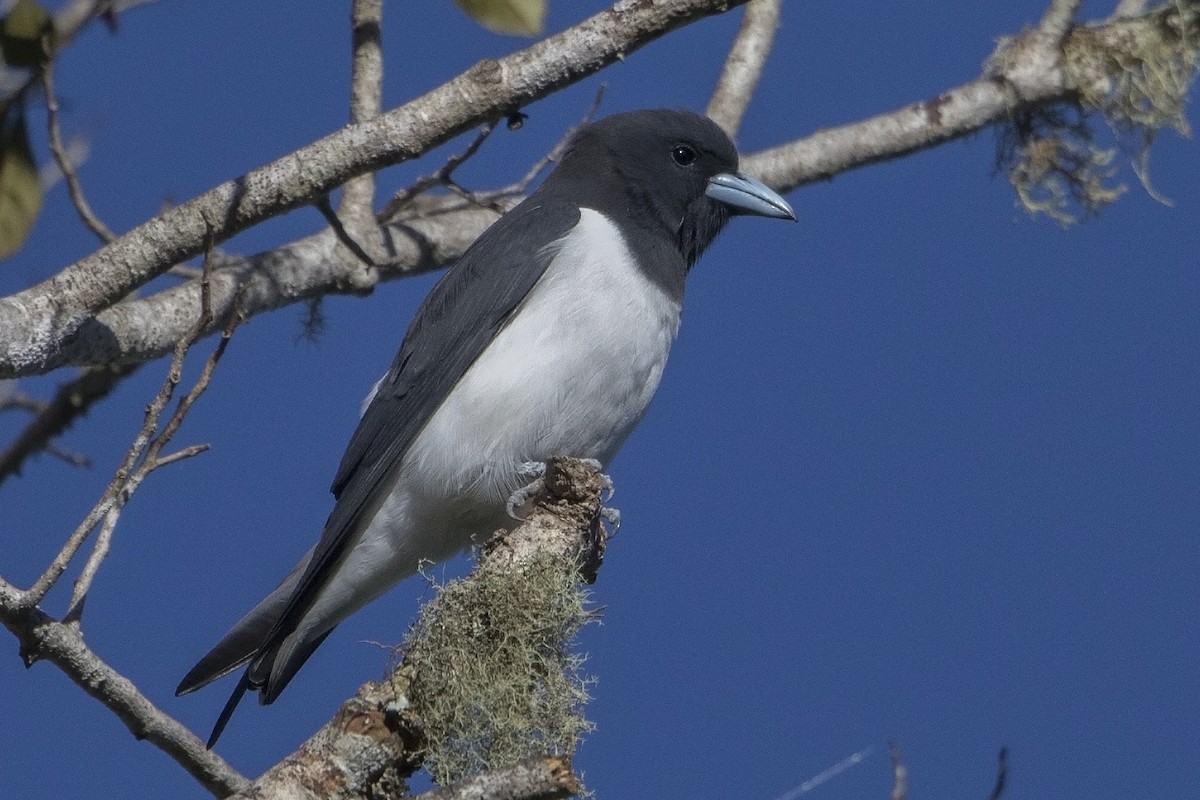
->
xmin=471 ymin=85 xmax=608 ymax=208
xmin=987 ymin=747 xmax=1010 ymax=800
xmin=0 ymin=389 xmax=45 ymax=414
xmin=1038 ymin=0 xmax=1085 ymax=43
xmin=316 ymin=195 xmax=380 ymax=269
xmin=0 ymin=578 xmax=250 ymax=797
xmin=168 ymin=265 xmax=205 ymax=280
xmin=379 ymin=121 xmax=500 ymax=221
xmin=62 ymin=504 xmax=120 ymax=625
xmin=44 ymin=442 xmax=92 ymax=468
xmin=395 ymin=86 xmax=607 ymax=223
xmin=889 ymin=741 xmax=907 ymax=800
xmin=0 ymin=363 xmax=139 ymax=485
xmin=21 ymin=234 xmax=231 ymax=612
xmin=706 ymin=0 xmax=782 ymax=137
xmin=40 ymin=59 xmax=116 ymax=243
xmin=770 ymin=746 xmax=874 ymax=800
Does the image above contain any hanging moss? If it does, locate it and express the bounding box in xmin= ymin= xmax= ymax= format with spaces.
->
xmin=398 ymin=549 xmax=596 ymax=789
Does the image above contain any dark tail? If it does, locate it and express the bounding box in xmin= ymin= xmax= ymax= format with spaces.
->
xmin=207 ymin=673 xmax=251 ymax=749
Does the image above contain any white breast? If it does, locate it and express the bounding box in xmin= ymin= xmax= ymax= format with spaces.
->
xmin=302 ymin=210 xmax=683 ymax=632
xmin=406 ymin=207 xmax=682 ymax=501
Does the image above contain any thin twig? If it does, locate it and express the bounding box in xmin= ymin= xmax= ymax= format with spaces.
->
xmin=1038 ymin=0 xmax=1085 ymax=42
xmin=986 ymin=747 xmax=1010 ymax=800
xmin=770 ymin=746 xmax=874 ymax=800
xmin=168 ymin=265 xmax=205 ymax=280
xmin=0 ymin=390 xmax=46 ymax=414
xmin=63 ymin=504 xmax=119 ymax=625
xmin=475 ymin=85 xmax=607 ymax=205
xmin=378 ymin=120 xmax=500 ymax=221
xmin=390 ymin=86 xmax=608 ymax=223
xmin=0 ymin=364 xmax=139 ymax=485
xmin=21 ymin=229 xmax=227 ymax=611
xmin=44 ymin=443 xmax=92 ymax=468
xmin=317 ymin=195 xmax=380 ymax=268
xmin=64 ymin=235 xmax=236 ymax=622
xmin=0 ymin=578 xmax=251 ymax=797
xmin=889 ymin=741 xmax=908 ymax=800
xmin=40 ymin=60 xmax=116 ymax=243
xmin=706 ymin=0 xmax=782 ymax=137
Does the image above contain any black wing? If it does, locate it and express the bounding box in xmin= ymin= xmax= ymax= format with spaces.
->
xmin=255 ymin=199 xmax=582 ymax=700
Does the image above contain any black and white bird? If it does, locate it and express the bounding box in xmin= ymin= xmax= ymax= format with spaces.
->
xmin=177 ymin=108 xmax=794 ymax=746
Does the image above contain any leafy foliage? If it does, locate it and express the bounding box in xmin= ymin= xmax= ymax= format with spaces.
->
xmin=454 ymin=0 xmax=546 ymax=36
xmin=1 ymin=0 xmax=55 ymax=67
xmin=0 ymin=102 xmax=42 ymax=259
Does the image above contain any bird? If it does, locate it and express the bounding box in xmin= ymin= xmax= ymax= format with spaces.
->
xmin=176 ymin=108 xmax=795 ymax=747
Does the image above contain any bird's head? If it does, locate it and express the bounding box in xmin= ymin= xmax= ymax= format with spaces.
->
xmin=548 ymin=108 xmax=795 ymax=268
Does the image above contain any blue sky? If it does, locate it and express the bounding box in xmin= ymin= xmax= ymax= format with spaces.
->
xmin=2 ymin=2 xmax=1198 ymax=799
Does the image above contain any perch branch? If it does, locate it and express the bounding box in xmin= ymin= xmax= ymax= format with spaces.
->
xmin=224 ymin=458 xmax=606 ymax=800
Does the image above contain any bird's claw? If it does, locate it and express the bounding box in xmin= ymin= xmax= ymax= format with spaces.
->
xmin=507 ymin=461 xmax=547 ymax=520
xmin=600 ymin=505 xmax=621 ymax=534
xmin=506 ymin=459 xmax=618 ymax=525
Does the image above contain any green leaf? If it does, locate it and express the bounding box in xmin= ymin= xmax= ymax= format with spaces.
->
xmin=0 ymin=103 xmax=43 ymax=260
xmin=1 ymin=0 xmax=55 ymax=67
xmin=454 ymin=0 xmax=545 ymax=36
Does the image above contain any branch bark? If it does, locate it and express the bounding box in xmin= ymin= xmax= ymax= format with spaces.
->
xmin=227 ymin=457 xmax=605 ymax=800
xmin=0 ymin=0 xmax=747 ymax=378
xmin=4 ymin=2 xmax=1190 ymax=378
xmin=706 ymin=0 xmax=782 ymax=137
xmin=0 ymin=577 xmax=251 ymax=797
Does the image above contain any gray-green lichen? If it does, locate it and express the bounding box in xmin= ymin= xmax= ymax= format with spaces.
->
xmin=999 ymin=1 xmax=1198 ymax=225
xmin=398 ymin=551 xmax=595 ymax=788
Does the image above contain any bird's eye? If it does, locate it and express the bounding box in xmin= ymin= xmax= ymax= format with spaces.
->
xmin=671 ymin=144 xmax=698 ymax=167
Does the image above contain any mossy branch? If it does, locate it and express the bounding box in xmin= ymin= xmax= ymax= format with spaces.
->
xmin=231 ymin=458 xmax=609 ymax=800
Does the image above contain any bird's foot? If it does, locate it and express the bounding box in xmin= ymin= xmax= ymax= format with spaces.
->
xmin=507 ymin=461 xmax=547 ymax=520
xmin=506 ymin=458 xmax=617 ymax=522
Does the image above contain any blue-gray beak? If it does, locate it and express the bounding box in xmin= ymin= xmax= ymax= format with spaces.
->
xmin=706 ymin=172 xmax=796 ymax=220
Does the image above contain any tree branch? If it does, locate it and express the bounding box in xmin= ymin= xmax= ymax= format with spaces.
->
xmin=0 ymin=577 xmax=251 ymax=797
xmin=224 ymin=457 xmax=606 ymax=800
xmin=706 ymin=0 xmax=782 ymax=137
xmin=40 ymin=59 xmax=117 ymax=243
xmin=6 ymin=1 xmax=1191 ymax=377
xmin=0 ymin=363 xmax=139 ymax=484
xmin=334 ymin=0 xmax=386 ymax=271
xmin=0 ymin=0 xmax=748 ymax=378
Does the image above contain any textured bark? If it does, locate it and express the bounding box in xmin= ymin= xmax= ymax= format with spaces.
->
xmin=230 ymin=458 xmax=604 ymax=800
xmin=2 ymin=3 xmax=1189 ymax=378
xmin=0 ymin=0 xmax=747 ymax=378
